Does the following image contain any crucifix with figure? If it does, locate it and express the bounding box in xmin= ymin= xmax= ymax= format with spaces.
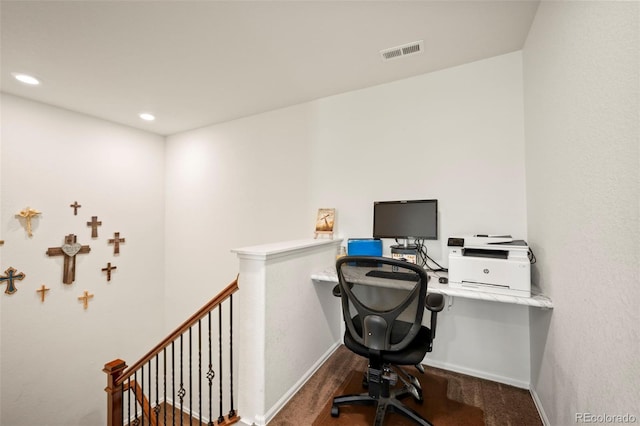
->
xmin=17 ymin=207 xmax=41 ymax=237
xmin=46 ymin=234 xmax=91 ymax=284
xmin=70 ymin=201 xmax=82 ymax=215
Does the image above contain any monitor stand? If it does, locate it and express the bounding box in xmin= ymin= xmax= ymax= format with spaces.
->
xmin=390 ymin=242 xmax=418 ymax=264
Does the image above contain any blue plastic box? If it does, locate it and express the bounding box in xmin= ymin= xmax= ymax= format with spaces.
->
xmin=347 ymin=238 xmax=383 ymax=256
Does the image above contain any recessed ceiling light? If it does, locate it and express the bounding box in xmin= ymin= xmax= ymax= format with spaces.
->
xmin=139 ymin=113 xmax=155 ymax=121
xmin=12 ymin=73 xmax=40 ymax=85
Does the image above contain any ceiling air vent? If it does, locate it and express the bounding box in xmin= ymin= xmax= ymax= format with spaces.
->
xmin=380 ymin=40 xmax=424 ymax=62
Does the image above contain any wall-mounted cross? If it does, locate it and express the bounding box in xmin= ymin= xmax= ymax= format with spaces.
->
xmin=78 ymin=290 xmax=94 ymax=310
xmin=108 ymin=232 xmax=126 ymax=255
xmin=17 ymin=207 xmax=41 ymax=237
xmin=70 ymin=201 xmax=82 ymax=215
xmin=102 ymin=262 xmax=117 ymax=281
xmin=46 ymin=234 xmax=91 ymax=284
xmin=37 ymin=285 xmax=50 ymax=302
xmin=1 ymin=267 xmax=26 ymax=295
xmin=87 ymin=216 xmax=102 ymax=238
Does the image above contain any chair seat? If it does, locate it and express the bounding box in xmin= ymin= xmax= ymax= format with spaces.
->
xmin=344 ymin=316 xmax=432 ymax=366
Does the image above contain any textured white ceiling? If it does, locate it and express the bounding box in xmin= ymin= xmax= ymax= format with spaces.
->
xmin=0 ymin=1 xmax=539 ymax=135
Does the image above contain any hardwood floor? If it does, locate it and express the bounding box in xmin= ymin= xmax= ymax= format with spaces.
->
xmin=268 ymin=345 xmax=542 ymax=426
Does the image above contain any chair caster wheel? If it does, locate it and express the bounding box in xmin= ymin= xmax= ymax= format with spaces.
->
xmin=407 ymin=383 xmax=423 ymax=404
xmin=331 ymin=405 xmax=340 ymax=417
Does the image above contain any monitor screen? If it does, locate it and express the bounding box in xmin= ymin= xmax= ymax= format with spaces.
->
xmin=373 ymin=199 xmax=438 ymax=240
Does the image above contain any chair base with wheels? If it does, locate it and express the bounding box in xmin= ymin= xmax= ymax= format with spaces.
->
xmin=331 ymin=362 xmax=433 ymax=426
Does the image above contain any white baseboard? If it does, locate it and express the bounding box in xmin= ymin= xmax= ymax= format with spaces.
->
xmin=422 ymin=358 xmax=530 ymax=389
xmin=530 ymin=387 xmax=550 ymax=426
xmin=261 ymin=340 xmax=342 ymax=425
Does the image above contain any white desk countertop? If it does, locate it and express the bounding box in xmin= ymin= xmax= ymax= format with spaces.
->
xmin=311 ymin=267 xmax=553 ymax=309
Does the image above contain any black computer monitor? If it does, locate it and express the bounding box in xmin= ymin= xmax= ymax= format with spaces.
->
xmin=372 ymin=199 xmax=438 ymax=244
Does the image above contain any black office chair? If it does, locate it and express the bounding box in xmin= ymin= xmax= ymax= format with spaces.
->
xmin=331 ymin=256 xmax=445 ymax=426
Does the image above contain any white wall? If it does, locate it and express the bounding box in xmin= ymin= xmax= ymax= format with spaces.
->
xmin=523 ymin=2 xmax=639 ymax=424
xmin=309 ymin=50 xmax=527 ymax=259
xmin=0 ymin=94 xmax=166 ymax=426
xmin=164 ymin=106 xmax=315 ymax=328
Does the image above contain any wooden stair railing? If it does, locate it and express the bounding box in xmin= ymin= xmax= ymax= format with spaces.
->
xmin=104 ymin=278 xmax=240 ymax=426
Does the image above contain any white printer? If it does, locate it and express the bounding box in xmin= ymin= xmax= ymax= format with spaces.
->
xmin=448 ymin=235 xmax=531 ymax=297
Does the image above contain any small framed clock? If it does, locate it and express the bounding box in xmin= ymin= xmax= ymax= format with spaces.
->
xmin=314 ymin=208 xmax=335 ymax=239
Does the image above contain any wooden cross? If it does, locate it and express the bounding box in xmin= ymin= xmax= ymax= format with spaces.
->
xmin=37 ymin=284 xmax=50 ymax=302
xmin=1 ymin=267 xmax=26 ymax=295
xmin=78 ymin=290 xmax=94 ymax=310
xmin=102 ymin=262 xmax=117 ymax=281
xmin=108 ymin=232 xmax=126 ymax=255
xmin=70 ymin=201 xmax=82 ymax=215
xmin=46 ymin=234 xmax=91 ymax=284
xmin=87 ymin=216 xmax=102 ymax=238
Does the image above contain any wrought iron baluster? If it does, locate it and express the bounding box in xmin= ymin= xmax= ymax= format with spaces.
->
xmin=141 ymin=364 xmax=145 ymax=425
xmin=127 ymin=378 xmax=131 ymax=426
xmin=198 ymin=319 xmax=202 ymax=425
xmin=147 ymin=360 xmax=152 ymax=426
xmin=218 ymin=305 xmax=224 ymax=424
xmin=179 ymin=334 xmax=185 ymax=426
xmin=229 ymin=294 xmax=236 ymax=419
xmin=163 ymin=348 xmax=167 ymax=426
xmin=207 ymin=311 xmax=214 ymax=426
xmin=189 ymin=327 xmax=193 ymax=425
xmin=172 ymin=341 xmax=176 ymax=426
xmin=133 ymin=372 xmax=139 ymax=426
xmin=154 ymin=355 xmax=160 ymax=421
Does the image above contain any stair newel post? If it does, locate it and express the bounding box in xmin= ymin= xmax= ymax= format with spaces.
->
xmin=104 ymin=359 xmax=127 ymax=426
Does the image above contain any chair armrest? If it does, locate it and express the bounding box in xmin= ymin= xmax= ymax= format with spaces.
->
xmin=425 ymin=293 xmax=445 ymax=345
xmin=426 ymin=293 xmax=444 ymax=312
xmin=332 ymin=284 xmax=341 ymax=297
xmin=332 ymin=282 xmax=354 ymax=298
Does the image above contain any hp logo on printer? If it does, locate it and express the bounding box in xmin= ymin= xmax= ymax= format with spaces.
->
xmin=483 ymin=268 xmax=490 ymax=274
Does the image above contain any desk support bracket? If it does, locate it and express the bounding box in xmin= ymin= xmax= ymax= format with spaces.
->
xmin=446 ymin=295 xmax=454 ymax=311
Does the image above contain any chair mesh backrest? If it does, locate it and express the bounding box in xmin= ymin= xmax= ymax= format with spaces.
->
xmin=336 ymin=256 xmax=428 ymax=352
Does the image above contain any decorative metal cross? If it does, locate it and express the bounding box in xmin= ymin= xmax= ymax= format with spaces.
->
xmin=108 ymin=232 xmax=126 ymax=255
xmin=46 ymin=234 xmax=91 ymax=284
xmin=70 ymin=201 xmax=82 ymax=215
xmin=17 ymin=207 xmax=41 ymax=237
xmin=87 ymin=216 xmax=102 ymax=238
xmin=1 ymin=267 xmax=26 ymax=295
xmin=78 ymin=290 xmax=94 ymax=309
xmin=102 ymin=262 xmax=117 ymax=281
xmin=37 ymin=284 xmax=50 ymax=302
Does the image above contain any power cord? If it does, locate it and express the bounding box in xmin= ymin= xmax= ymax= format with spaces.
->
xmin=414 ymin=239 xmax=448 ymax=273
